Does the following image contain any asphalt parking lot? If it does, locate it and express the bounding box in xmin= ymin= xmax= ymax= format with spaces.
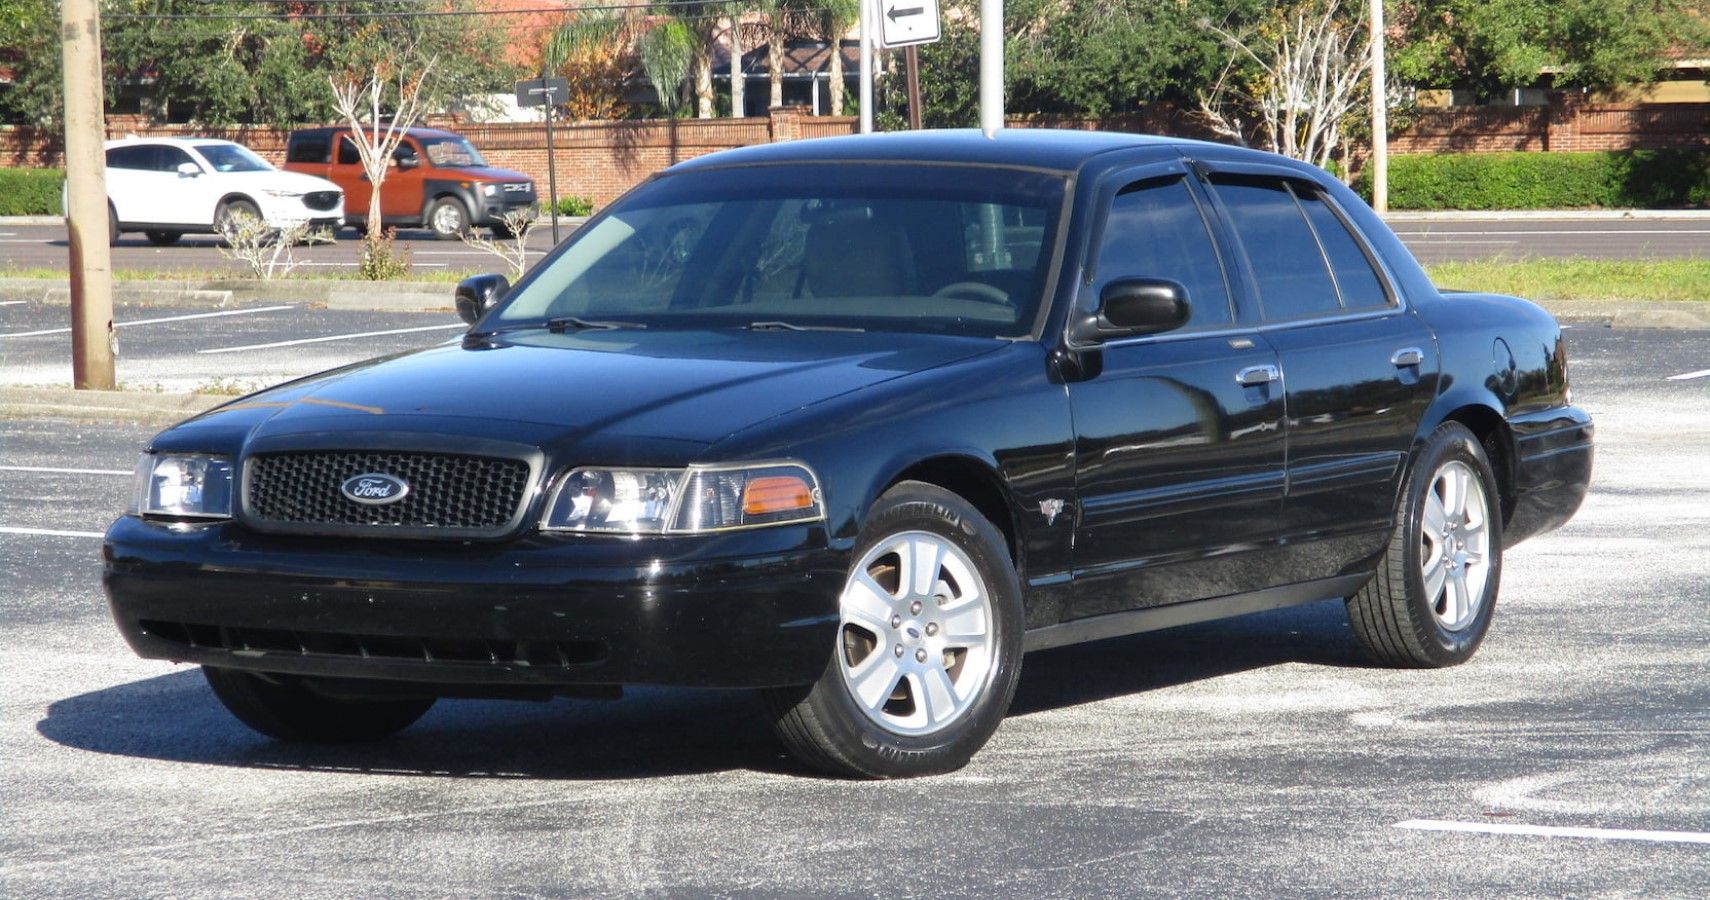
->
xmin=1 ymin=308 xmax=1706 ymax=897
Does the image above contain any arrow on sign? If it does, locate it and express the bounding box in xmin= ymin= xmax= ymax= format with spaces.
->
xmin=888 ymin=5 xmax=924 ymax=20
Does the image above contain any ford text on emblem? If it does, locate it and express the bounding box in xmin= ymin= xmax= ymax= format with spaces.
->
xmin=341 ymin=473 xmax=410 ymax=505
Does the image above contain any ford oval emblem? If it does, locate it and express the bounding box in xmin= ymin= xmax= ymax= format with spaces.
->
xmin=340 ymin=473 xmax=410 ymax=505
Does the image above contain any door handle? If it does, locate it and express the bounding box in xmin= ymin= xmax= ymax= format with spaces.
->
xmin=1391 ymin=347 xmax=1424 ymax=368
xmin=1236 ymin=364 xmax=1280 ymax=386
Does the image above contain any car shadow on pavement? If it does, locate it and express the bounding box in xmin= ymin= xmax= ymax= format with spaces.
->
xmin=37 ymin=670 xmax=796 ymax=780
xmin=37 ymin=600 xmax=1367 ymax=780
xmin=1010 ymin=598 xmax=1369 ymax=717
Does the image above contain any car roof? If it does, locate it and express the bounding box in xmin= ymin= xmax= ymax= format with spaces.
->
xmin=667 ymin=128 xmax=1236 ymax=175
xmin=102 ymin=136 xmax=242 ymax=149
xmin=287 ymin=126 xmax=463 ymax=142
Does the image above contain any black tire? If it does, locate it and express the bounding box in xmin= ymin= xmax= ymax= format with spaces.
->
xmin=763 ymin=481 xmax=1024 ymax=778
xmin=427 ymin=196 xmax=470 ymax=240
xmin=1346 ymin=422 xmax=1504 ymax=668
xmin=215 ymin=198 xmax=263 ymax=244
xmin=203 ymin=666 xmax=435 ymax=743
xmin=107 ymin=203 xmax=119 ymax=246
xmin=489 ymin=221 xmax=517 ymax=239
xmin=144 ymin=230 xmax=181 ymax=246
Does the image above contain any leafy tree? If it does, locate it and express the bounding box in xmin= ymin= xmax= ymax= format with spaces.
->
xmin=0 ymin=0 xmax=65 ymax=126
xmin=1389 ymin=0 xmax=1710 ymax=99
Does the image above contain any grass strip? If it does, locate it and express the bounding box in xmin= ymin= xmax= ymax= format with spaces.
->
xmin=1422 ymin=258 xmax=1710 ymax=303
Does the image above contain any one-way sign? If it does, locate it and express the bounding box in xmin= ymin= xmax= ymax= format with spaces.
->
xmin=875 ymin=0 xmax=941 ymax=49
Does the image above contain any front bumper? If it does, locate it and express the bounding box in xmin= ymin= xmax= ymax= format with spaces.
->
xmin=476 ymin=198 xmax=538 ymax=226
xmin=1505 ymin=404 xmax=1594 ymax=545
xmin=104 ymin=516 xmax=844 ymax=690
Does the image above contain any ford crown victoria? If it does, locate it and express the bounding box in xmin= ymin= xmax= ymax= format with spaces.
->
xmin=104 ymin=130 xmax=1593 ymax=778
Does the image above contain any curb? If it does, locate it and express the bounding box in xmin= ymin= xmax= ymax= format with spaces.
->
xmin=0 ymin=215 xmax=65 ymax=226
xmin=0 ymin=277 xmax=456 ymax=311
xmin=0 ymin=385 xmax=227 ymax=427
xmin=1539 ymin=299 xmax=1710 ymax=330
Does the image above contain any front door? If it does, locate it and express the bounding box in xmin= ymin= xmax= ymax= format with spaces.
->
xmin=1066 ymin=172 xmax=1288 ymax=619
xmin=381 ymin=138 xmax=427 ymax=221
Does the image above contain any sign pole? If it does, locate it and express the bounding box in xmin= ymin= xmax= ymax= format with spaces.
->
xmin=1369 ymin=0 xmax=1388 ymax=213
xmin=542 ymin=72 xmax=561 ymax=243
xmin=979 ymin=0 xmax=1002 ymax=138
xmin=904 ymin=45 xmax=922 ymax=130
xmin=859 ymin=0 xmax=874 ymax=134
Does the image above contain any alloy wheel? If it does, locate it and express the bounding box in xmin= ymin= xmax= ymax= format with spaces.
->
xmin=1420 ymin=459 xmax=1492 ymax=632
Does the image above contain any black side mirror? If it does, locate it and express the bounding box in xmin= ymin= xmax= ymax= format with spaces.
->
xmin=1070 ymin=278 xmax=1191 ymax=343
xmin=455 ymin=273 xmax=510 ymax=325
xmin=397 ymin=155 xmax=420 ymax=171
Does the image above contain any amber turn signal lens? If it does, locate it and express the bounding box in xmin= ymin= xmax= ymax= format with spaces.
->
xmin=742 ymin=476 xmax=814 ymax=515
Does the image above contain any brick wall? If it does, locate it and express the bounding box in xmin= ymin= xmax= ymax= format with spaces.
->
xmin=0 ymin=108 xmax=854 ymax=208
xmin=3 ymin=101 xmax=1703 ymax=204
xmin=1391 ymin=100 xmax=1709 ymax=154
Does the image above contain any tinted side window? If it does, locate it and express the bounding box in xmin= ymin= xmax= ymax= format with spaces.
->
xmin=337 ymin=137 xmax=361 ymax=165
xmin=287 ymin=138 xmax=328 ymax=163
xmin=1297 ymin=191 xmax=1389 ymax=309
xmin=105 ymin=146 xmax=151 ymax=169
xmin=1213 ymin=177 xmax=1338 ymax=321
xmin=1093 ymin=176 xmax=1232 ymax=327
xmin=154 ymin=145 xmax=195 ymax=173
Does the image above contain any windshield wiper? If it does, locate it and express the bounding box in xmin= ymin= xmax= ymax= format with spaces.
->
xmin=746 ymin=320 xmax=865 ymax=333
xmin=546 ymin=316 xmax=646 ymax=332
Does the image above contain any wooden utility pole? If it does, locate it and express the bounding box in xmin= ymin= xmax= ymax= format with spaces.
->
xmin=1370 ymin=0 xmax=1388 ymax=213
xmin=62 ymin=0 xmax=115 ymax=389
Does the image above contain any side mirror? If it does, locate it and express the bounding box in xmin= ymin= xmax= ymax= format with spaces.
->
xmin=396 ymin=155 xmax=420 ymax=171
xmin=455 ymin=273 xmax=510 ymax=325
xmin=1069 ymin=278 xmax=1191 ymax=343
xmin=176 ymin=162 xmax=201 ymax=178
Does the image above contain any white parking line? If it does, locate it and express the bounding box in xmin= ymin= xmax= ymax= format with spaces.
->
xmin=198 ymin=322 xmax=466 ymax=355
xmin=1666 ymin=368 xmax=1710 ymax=381
xmin=1395 ymin=819 xmax=1710 ymax=845
xmin=0 ymin=525 xmax=105 ymax=539
xmin=0 ymin=305 xmax=294 ymax=338
xmin=0 ymin=465 xmax=130 ymax=475
xmin=292 ymin=261 xmax=449 ymax=268
xmin=0 ymin=300 xmax=28 ymax=306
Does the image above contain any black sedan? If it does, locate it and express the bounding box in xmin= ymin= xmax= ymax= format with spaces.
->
xmin=104 ymin=130 xmax=1593 ymax=778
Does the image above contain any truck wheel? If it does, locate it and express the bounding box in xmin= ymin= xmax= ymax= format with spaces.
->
xmin=763 ymin=481 xmax=1024 ymax=778
xmin=1346 ymin=422 xmax=1504 ymax=668
xmin=107 ymin=203 xmax=119 ymax=245
xmin=203 ymin=666 xmax=435 ymax=743
xmin=428 ymin=197 xmax=470 ymax=240
xmin=215 ymin=198 xmax=263 ymax=243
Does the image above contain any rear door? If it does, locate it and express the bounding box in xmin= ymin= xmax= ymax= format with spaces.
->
xmin=1065 ymin=165 xmax=1287 ymax=619
xmin=103 ymin=145 xmax=156 ymax=224
xmin=1204 ymin=170 xmax=1439 ymax=583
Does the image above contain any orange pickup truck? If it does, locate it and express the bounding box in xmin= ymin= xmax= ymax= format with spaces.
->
xmin=283 ymin=126 xmax=537 ymax=239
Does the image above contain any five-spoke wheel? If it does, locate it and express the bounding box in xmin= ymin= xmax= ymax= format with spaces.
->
xmin=1348 ymin=422 xmax=1504 ymax=667
xmin=766 ymin=481 xmax=1023 ymax=778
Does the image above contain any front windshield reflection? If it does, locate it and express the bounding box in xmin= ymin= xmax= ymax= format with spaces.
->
xmin=492 ymin=163 xmax=1067 ymax=339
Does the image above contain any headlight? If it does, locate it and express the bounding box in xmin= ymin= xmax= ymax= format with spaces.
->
xmin=541 ymin=462 xmax=823 ymax=535
xmin=132 ymin=453 xmax=234 ymax=519
xmin=261 ymin=188 xmax=305 ymax=199
xmin=481 ymin=183 xmax=500 ymax=197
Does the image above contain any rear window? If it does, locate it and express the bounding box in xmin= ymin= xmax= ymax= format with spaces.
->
xmin=287 ymin=137 xmax=328 ymax=163
xmin=1212 ymin=176 xmax=1340 ymax=321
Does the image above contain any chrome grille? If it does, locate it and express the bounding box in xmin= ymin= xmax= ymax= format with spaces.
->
xmin=303 ymin=190 xmax=341 ymax=211
xmin=245 ymin=450 xmax=532 ymax=537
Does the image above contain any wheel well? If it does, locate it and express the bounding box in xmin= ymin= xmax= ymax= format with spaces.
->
xmin=1441 ymin=405 xmax=1516 ymax=524
xmin=887 ymin=457 xmax=1020 ymax=568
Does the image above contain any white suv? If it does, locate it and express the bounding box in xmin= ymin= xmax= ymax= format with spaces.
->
xmin=101 ymin=137 xmax=345 ymax=245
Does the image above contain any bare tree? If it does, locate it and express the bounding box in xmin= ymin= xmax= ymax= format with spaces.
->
xmin=329 ymin=55 xmax=438 ymax=239
xmin=217 ymin=212 xmax=331 ymax=280
xmin=460 ymin=208 xmax=539 ymax=279
xmin=1198 ymin=0 xmax=1370 ymax=171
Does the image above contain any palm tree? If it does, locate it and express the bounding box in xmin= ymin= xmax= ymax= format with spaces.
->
xmin=757 ymin=0 xmax=815 ymax=110
xmin=811 ymin=0 xmax=860 ymax=116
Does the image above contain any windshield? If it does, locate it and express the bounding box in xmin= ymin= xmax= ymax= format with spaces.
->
xmin=490 ymin=163 xmax=1066 ymax=339
xmin=420 ymin=136 xmax=488 ymax=168
xmin=195 ymin=143 xmax=272 ymax=173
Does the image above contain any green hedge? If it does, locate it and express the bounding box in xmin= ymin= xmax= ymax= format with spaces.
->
xmin=1357 ymin=150 xmax=1710 ymax=210
xmin=0 ymin=168 xmax=64 ymax=216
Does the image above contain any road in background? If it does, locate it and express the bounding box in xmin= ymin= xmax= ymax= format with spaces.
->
xmin=0 ymin=326 xmax=1706 ymax=897
xmin=1 ymin=215 xmax=1706 ymax=274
